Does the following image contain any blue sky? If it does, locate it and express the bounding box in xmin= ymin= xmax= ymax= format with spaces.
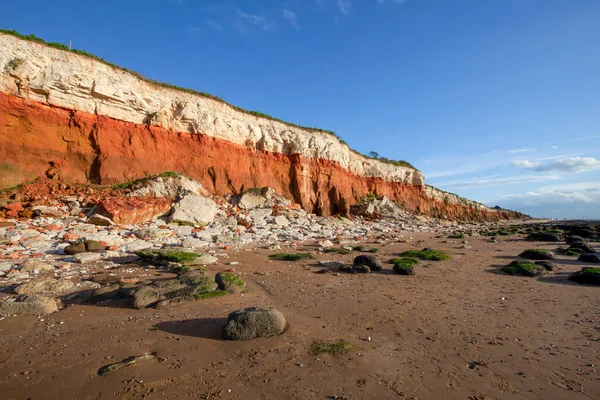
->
xmin=2 ymin=0 xmax=599 ymax=219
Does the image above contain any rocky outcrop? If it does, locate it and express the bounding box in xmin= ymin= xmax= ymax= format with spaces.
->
xmin=0 ymin=33 xmax=523 ymax=221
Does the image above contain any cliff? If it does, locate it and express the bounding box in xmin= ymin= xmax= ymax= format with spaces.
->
xmin=0 ymin=32 xmax=521 ymax=221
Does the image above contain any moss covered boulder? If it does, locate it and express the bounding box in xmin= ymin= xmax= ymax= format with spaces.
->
xmin=501 ymin=260 xmax=546 ymax=277
xmin=518 ymin=249 xmax=556 ymax=260
xmin=215 ymin=272 xmax=246 ymax=293
xmin=136 ymin=249 xmax=217 ymax=266
xmin=568 ymin=268 xmax=600 ymax=285
xmin=353 ymin=255 xmax=382 ymax=271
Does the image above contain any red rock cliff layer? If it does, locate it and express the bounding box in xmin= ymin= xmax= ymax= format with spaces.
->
xmin=0 ymin=94 xmax=519 ymax=221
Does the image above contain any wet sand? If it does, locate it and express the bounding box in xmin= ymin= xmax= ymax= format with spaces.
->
xmin=0 ymin=233 xmax=598 ymax=399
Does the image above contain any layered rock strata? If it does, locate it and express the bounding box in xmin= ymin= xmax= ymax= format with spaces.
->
xmin=0 ymin=33 xmax=519 ymax=221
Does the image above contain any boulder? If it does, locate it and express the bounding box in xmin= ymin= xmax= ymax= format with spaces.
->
xmin=568 ymin=268 xmax=600 ymax=285
xmin=222 ymin=307 xmax=287 ymax=341
xmin=353 ymin=255 xmax=383 ymax=272
xmin=215 ymin=272 xmax=246 ymax=293
xmin=168 ymin=191 xmax=218 ymax=226
xmin=128 ymin=270 xmax=218 ymax=309
xmin=0 ymin=295 xmax=59 ymax=316
xmin=64 ymin=242 xmax=86 ymax=255
xmin=578 ymin=253 xmax=600 ymax=263
xmin=568 ymin=241 xmax=595 ymax=254
xmin=20 ymin=260 xmax=55 ymax=274
xmin=96 ymin=196 xmax=172 ymax=225
xmin=130 ymin=175 xmax=210 ymax=198
xmin=85 ymin=240 xmax=108 ymax=252
xmin=393 ymin=264 xmax=416 ymax=275
xmin=73 ymin=252 xmax=104 ymax=263
xmin=235 ymin=187 xmax=291 ymax=210
xmin=526 ymin=232 xmax=564 ymax=242
xmin=14 ymin=278 xmax=75 ymax=295
xmin=535 ymin=261 xmax=557 ymax=271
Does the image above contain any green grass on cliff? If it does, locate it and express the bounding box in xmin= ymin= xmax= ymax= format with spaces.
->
xmin=0 ymin=29 xmax=420 ymax=171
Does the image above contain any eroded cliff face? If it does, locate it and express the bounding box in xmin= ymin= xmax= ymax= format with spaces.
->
xmin=0 ymin=33 xmax=520 ymax=221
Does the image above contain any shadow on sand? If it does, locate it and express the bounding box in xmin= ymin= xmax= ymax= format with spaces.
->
xmin=154 ymin=318 xmax=228 ymax=340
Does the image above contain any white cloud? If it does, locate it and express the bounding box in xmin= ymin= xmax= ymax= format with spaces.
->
xmin=283 ymin=10 xmax=300 ymax=29
xmin=508 ymin=147 xmax=536 ymax=154
xmin=485 ymin=180 xmax=600 ymax=218
xmin=236 ymin=9 xmax=277 ymax=31
xmin=513 ymin=156 xmax=600 ymax=173
xmin=205 ymin=19 xmax=224 ymax=31
xmin=168 ymin=0 xmax=183 ymax=4
xmin=336 ymin=0 xmax=352 ymax=15
xmin=187 ymin=26 xmax=201 ymax=34
xmin=433 ymin=174 xmax=560 ymax=190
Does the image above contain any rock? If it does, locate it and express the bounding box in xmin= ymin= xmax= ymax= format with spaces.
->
xmin=31 ymin=205 xmax=64 ymax=218
xmin=90 ymin=284 xmax=125 ymax=302
xmin=247 ymin=207 xmax=273 ymax=222
xmin=168 ymin=191 xmax=218 ymax=226
xmin=193 ymin=254 xmax=218 ymax=265
xmin=96 ymin=196 xmax=172 ymax=224
xmin=85 ymin=240 xmax=108 ymax=252
xmin=526 ymin=232 xmax=564 ymax=242
xmin=128 ymin=270 xmax=218 ymax=309
xmin=578 ymin=253 xmax=600 ymax=263
xmin=14 ymin=278 xmax=75 ymax=294
xmin=273 ymin=215 xmax=290 ymax=227
xmin=136 ymin=249 xmax=217 ymax=266
xmin=568 ymin=268 xmax=600 ymax=285
xmin=73 ymin=252 xmax=104 ymax=263
xmin=393 ymin=264 xmax=415 ymax=275
xmin=88 ymin=214 xmax=115 ymax=226
xmin=222 ymin=307 xmax=287 ymax=341
xmin=319 ymin=240 xmax=334 ymax=248
xmin=568 ymin=241 xmax=595 ymax=254
xmin=130 ymin=175 xmax=210 ymax=198
xmin=215 ymin=272 xmax=246 ymax=292
xmin=518 ymin=249 xmax=556 ymax=260
xmin=353 ymin=255 xmax=382 ymax=272
xmin=535 ymin=261 xmax=557 ymax=271
xmin=134 ymin=227 xmax=172 ymax=240
xmin=19 ymin=260 xmax=55 ymax=273
xmin=64 ymin=242 xmax=86 ymax=255
xmin=318 ymin=261 xmax=345 ymax=269
xmin=0 ymin=295 xmax=59 ymax=316
xmin=0 ymin=261 xmax=14 ymax=272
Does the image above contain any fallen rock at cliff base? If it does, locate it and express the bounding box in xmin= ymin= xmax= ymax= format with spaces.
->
xmin=130 ymin=174 xmax=210 ymax=198
xmin=96 ymin=196 xmax=172 ymax=224
xmin=14 ymin=278 xmax=75 ymax=295
xmin=222 ymin=307 xmax=287 ymax=341
xmin=234 ymin=187 xmax=291 ymax=210
xmin=168 ymin=191 xmax=218 ymax=226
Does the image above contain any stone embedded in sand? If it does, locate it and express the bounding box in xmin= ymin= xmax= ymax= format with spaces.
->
xmin=0 ymin=294 xmax=59 ymax=316
xmin=578 ymin=253 xmax=600 ymax=263
xmin=222 ymin=307 xmax=287 ymax=341
xmin=568 ymin=268 xmax=600 ymax=285
xmin=353 ymin=255 xmax=382 ymax=272
xmin=96 ymin=196 xmax=172 ymax=225
xmin=518 ymin=249 xmax=556 ymax=260
xmin=14 ymin=278 xmax=75 ymax=295
xmin=167 ymin=191 xmax=218 ymax=226
xmin=535 ymin=261 xmax=557 ymax=271
xmin=569 ymin=241 xmax=595 ymax=254
xmin=526 ymin=232 xmax=564 ymax=242
xmin=128 ymin=270 xmax=218 ymax=309
xmin=215 ymin=272 xmax=246 ymax=293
